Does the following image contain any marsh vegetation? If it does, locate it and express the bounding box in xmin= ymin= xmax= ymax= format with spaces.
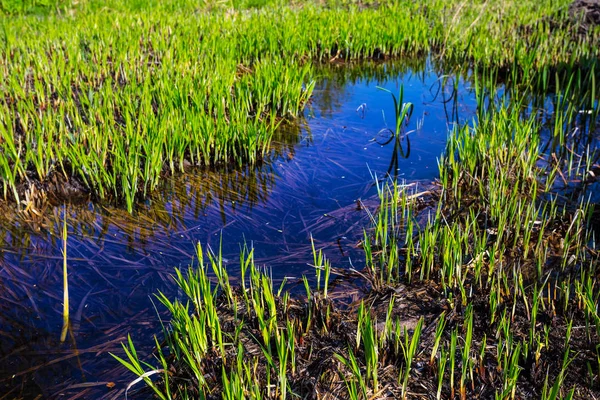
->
xmin=1 ymin=0 xmax=599 ymax=398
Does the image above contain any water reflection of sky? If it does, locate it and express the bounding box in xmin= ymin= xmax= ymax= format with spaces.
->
xmin=0 ymin=61 xmax=480 ymax=398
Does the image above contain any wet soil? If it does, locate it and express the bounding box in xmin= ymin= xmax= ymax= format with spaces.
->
xmin=570 ymin=0 xmax=600 ymax=34
xmin=145 ymin=235 xmax=600 ymax=399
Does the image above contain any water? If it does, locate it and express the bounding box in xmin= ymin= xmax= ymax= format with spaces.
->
xmin=0 ymin=61 xmax=480 ymax=398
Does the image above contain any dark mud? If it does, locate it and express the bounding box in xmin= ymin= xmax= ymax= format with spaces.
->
xmin=569 ymin=0 xmax=600 ymax=34
xmin=142 ymin=239 xmax=600 ymax=399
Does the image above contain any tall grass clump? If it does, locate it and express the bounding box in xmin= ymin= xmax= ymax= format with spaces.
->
xmin=361 ymin=63 xmax=599 ymax=398
xmin=113 ymin=242 xmax=335 ymax=398
xmin=114 ymin=239 xmax=437 ymax=398
xmin=1 ymin=0 xmax=598 ymax=211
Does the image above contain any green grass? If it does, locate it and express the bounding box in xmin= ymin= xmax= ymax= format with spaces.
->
xmin=113 ymin=58 xmax=599 ymax=397
xmin=359 ymin=63 xmax=599 ymax=398
xmin=1 ymin=0 xmax=598 ymax=211
xmin=2 ymin=0 xmax=599 ymax=397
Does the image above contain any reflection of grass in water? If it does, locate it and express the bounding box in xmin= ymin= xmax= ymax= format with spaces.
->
xmin=0 ymin=157 xmax=286 ymax=259
xmin=376 ymin=85 xmax=414 ymax=181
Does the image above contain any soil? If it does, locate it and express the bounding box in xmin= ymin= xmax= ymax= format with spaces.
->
xmin=569 ymin=0 xmax=600 ymax=34
xmin=146 ymin=266 xmax=600 ymax=399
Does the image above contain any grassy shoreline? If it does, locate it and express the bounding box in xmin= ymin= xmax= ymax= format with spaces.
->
xmin=115 ymin=66 xmax=600 ymax=398
xmin=2 ymin=0 xmax=600 ymax=398
xmin=1 ymin=0 xmax=598 ymax=211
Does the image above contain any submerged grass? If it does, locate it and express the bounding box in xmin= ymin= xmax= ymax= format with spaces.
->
xmin=60 ymin=206 xmax=69 ymax=343
xmin=1 ymin=0 xmax=598 ymax=211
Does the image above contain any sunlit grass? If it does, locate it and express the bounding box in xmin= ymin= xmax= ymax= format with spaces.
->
xmin=1 ymin=0 xmax=598 ymax=211
xmin=114 ymin=67 xmax=599 ymax=396
xmin=124 ymin=57 xmax=599 ymax=396
xmin=3 ymin=0 xmax=598 ymax=397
